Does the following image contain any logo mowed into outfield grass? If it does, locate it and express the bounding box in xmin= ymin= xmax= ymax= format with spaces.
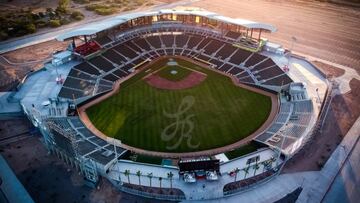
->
xmin=161 ymin=95 xmax=200 ymax=150
xmin=86 ymin=58 xmax=272 ymax=153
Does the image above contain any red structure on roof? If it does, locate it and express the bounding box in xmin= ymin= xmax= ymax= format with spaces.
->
xmin=74 ymin=41 xmax=100 ymax=56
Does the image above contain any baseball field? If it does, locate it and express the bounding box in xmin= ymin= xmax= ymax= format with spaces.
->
xmin=86 ymin=58 xmax=272 ymax=152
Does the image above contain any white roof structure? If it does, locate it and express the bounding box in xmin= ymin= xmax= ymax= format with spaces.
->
xmin=57 ymin=8 xmax=276 ymax=41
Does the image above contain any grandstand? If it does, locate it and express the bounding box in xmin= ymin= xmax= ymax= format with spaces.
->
xmin=255 ymin=99 xmax=314 ymax=151
xmin=58 ymin=27 xmax=292 ymax=100
xmin=45 ymin=117 xmax=127 ymax=175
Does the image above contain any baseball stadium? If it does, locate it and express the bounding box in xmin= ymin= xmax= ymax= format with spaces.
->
xmin=0 ymin=6 xmax=336 ymax=202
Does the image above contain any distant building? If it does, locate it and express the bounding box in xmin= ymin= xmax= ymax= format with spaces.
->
xmin=52 ymin=50 xmax=72 ymax=66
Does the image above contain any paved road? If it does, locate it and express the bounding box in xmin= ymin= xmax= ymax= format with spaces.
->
xmin=0 ymin=0 xmax=200 ymax=54
xmin=322 ymin=132 xmax=360 ymax=203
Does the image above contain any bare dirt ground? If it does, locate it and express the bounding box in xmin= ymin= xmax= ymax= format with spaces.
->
xmin=2 ymin=40 xmax=70 ymax=63
xmin=0 ymin=119 xmax=169 ymax=203
xmin=157 ymin=0 xmax=180 ymax=2
xmin=0 ymin=40 xmax=72 ymax=91
xmin=283 ymin=78 xmax=360 ymax=172
xmin=311 ymin=61 xmax=345 ymax=78
xmin=192 ymin=0 xmax=360 ymax=71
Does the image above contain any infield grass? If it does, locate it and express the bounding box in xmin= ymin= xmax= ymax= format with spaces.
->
xmin=87 ymin=58 xmax=272 ymax=152
xmin=157 ymin=65 xmax=192 ymax=81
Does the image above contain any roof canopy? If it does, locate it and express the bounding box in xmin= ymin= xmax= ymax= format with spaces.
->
xmin=57 ymin=8 xmax=276 ymax=41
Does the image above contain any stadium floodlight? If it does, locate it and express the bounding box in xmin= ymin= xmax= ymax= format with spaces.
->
xmin=290 ymin=36 xmax=297 ymax=55
xmin=286 ymin=36 xmax=297 ymax=69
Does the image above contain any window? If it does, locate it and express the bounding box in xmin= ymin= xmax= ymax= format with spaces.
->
xmin=152 ymin=15 xmax=158 ymax=22
xmin=195 ymin=16 xmax=200 ymax=23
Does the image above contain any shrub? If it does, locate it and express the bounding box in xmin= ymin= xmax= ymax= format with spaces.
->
xmin=317 ymin=160 xmax=324 ymax=169
xmin=57 ymin=0 xmax=70 ymax=13
xmin=46 ymin=8 xmax=53 ymax=13
xmin=73 ymin=0 xmax=90 ymax=4
xmin=0 ymin=31 xmax=8 ymax=41
xmin=94 ymin=8 xmax=116 ymax=15
xmin=85 ymin=4 xmax=100 ymax=11
xmin=49 ymin=19 xmax=61 ymax=27
xmin=86 ymin=5 xmax=116 ymax=15
xmin=25 ymin=23 xmax=36 ymax=33
xmin=35 ymin=19 xmax=48 ymax=28
xmin=60 ymin=18 xmax=71 ymax=25
xmin=74 ymin=15 xmax=84 ymax=21
xmin=71 ymin=10 xmax=84 ymax=20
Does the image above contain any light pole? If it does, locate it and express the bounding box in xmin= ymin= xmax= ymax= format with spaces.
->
xmin=287 ymin=36 xmax=297 ymax=69
xmin=316 ymin=88 xmax=322 ymax=104
xmin=276 ymin=126 xmax=288 ymax=169
xmin=290 ymin=36 xmax=297 ymax=53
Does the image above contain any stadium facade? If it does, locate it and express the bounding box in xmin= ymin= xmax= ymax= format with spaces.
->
xmin=4 ymin=8 xmax=330 ymax=201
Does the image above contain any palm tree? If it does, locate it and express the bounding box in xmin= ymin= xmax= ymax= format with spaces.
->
xmin=159 ymin=177 xmax=163 ymax=189
xmin=269 ymin=156 xmax=276 ymax=169
xmin=253 ymin=162 xmax=260 ymax=176
xmin=242 ymin=166 xmax=250 ymax=179
xmin=136 ymin=170 xmax=142 ymax=185
xmin=261 ymin=161 xmax=269 ymax=173
xmin=124 ymin=170 xmax=131 ymax=184
xmin=233 ymin=168 xmax=240 ymax=182
xmin=147 ymin=172 xmax=153 ymax=187
xmin=167 ymin=172 xmax=174 ymax=189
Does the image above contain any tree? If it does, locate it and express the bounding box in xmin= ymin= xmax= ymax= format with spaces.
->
xmin=233 ymin=168 xmax=240 ymax=182
xmin=136 ymin=170 xmax=142 ymax=185
xmin=261 ymin=161 xmax=269 ymax=173
xmin=269 ymin=156 xmax=276 ymax=169
xmin=158 ymin=177 xmax=162 ymax=189
xmin=147 ymin=172 xmax=153 ymax=187
xmin=124 ymin=170 xmax=130 ymax=184
xmin=253 ymin=161 xmax=260 ymax=176
xmin=167 ymin=172 xmax=174 ymax=189
xmin=242 ymin=166 xmax=250 ymax=179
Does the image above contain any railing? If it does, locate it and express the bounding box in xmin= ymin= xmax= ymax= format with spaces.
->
xmin=111 ymin=24 xmax=239 ymax=49
xmin=223 ymin=168 xmax=280 ymax=196
xmin=118 ymin=185 xmax=186 ymax=201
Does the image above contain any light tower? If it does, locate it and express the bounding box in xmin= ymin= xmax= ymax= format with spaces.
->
xmin=287 ymin=36 xmax=297 ymax=69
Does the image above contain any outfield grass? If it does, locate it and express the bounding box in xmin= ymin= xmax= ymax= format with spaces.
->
xmin=87 ymin=58 xmax=272 ymax=152
xmin=224 ymin=142 xmax=261 ymax=160
xmin=123 ymin=153 xmax=163 ymax=165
